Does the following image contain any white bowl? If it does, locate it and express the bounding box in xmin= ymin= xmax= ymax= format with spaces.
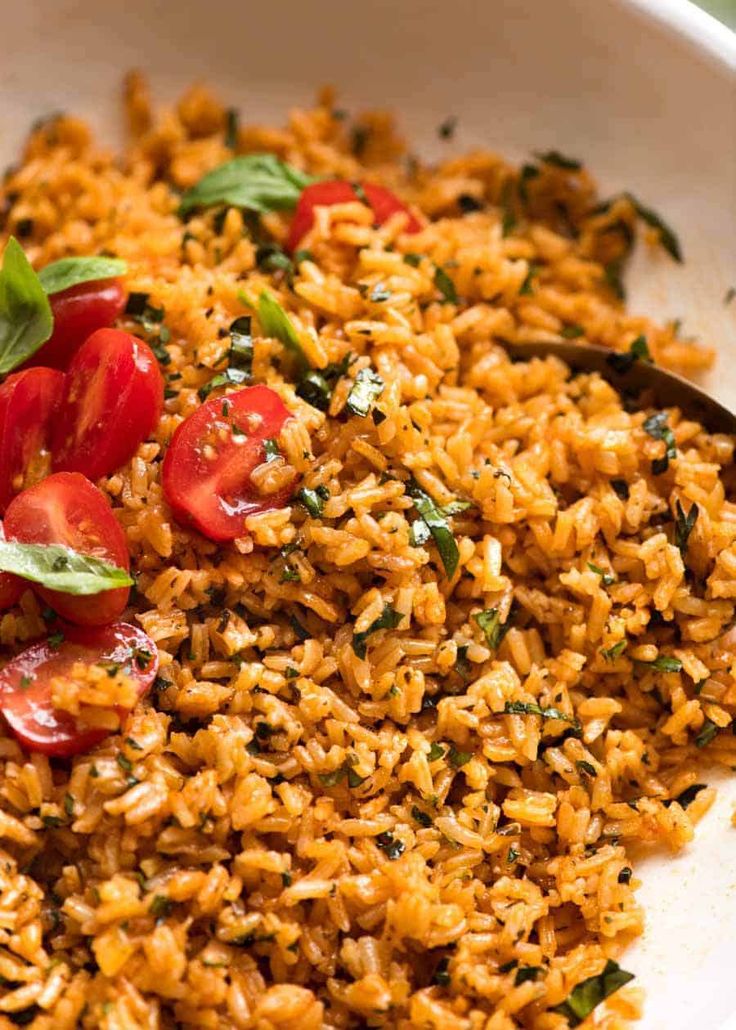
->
xmin=2 ymin=2 xmax=736 ymax=1026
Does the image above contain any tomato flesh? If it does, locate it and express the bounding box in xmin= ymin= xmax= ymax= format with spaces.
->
xmin=25 ymin=278 xmax=127 ymax=371
xmin=0 ymin=367 xmax=64 ymax=514
xmin=162 ymin=384 xmax=293 ymax=541
xmin=286 ymin=179 xmax=421 ymax=251
xmin=0 ymin=622 xmax=157 ymax=757
xmin=4 ymin=472 xmax=131 ymax=626
xmin=52 ymin=328 xmax=164 ymax=481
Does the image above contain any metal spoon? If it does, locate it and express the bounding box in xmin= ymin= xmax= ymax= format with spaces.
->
xmin=503 ymin=340 xmax=736 ymax=435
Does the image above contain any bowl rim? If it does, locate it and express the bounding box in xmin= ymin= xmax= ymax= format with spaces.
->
xmin=620 ymin=0 xmax=736 ymax=75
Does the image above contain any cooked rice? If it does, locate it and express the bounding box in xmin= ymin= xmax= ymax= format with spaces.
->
xmin=0 ymin=75 xmax=732 ymax=1029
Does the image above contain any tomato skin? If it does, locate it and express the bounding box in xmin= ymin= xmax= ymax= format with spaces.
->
xmin=0 ymin=622 xmax=157 ymax=757
xmin=24 ymin=279 xmax=127 ymax=371
xmin=286 ymin=179 xmax=421 ymax=251
xmin=163 ymin=384 xmax=293 ymax=542
xmin=0 ymin=368 xmax=64 ymax=514
xmin=4 ymin=472 xmax=131 ymax=626
xmin=52 ymin=328 xmax=164 ymax=481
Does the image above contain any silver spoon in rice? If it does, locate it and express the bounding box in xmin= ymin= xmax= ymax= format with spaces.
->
xmin=504 ymin=340 xmax=736 ymax=434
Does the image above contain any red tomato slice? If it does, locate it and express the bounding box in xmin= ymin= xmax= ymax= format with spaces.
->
xmin=286 ymin=179 xmax=421 ymax=252
xmin=24 ymin=278 xmax=127 ymax=371
xmin=0 ymin=367 xmax=64 ymax=513
xmin=4 ymin=472 xmax=131 ymax=626
xmin=0 ymin=524 xmax=23 ymax=612
xmin=162 ymin=384 xmax=293 ymax=541
xmin=52 ymin=328 xmax=164 ymax=481
xmin=0 ymin=622 xmax=157 ymax=757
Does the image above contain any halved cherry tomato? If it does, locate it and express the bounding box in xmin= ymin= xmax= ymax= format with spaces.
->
xmin=0 ymin=367 xmax=64 ymax=513
xmin=0 ymin=622 xmax=157 ymax=757
xmin=286 ymin=179 xmax=421 ymax=252
xmin=24 ymin=278 xmax=127 ymax=370
xmin=4 ymin=472 xmax=131 ymax=626
xmin=162 ymin=384 xmax=293 ymax=541
xmin=0 ymin=524 xmax=23 ymax=611
xmin=52 ymin=328 xmax=164 ymax=481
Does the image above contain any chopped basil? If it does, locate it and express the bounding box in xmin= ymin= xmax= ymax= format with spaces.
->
xmin=0 ymin=541 xmax=132 ymax=595
xmin=519 ymin=261 xmax=540 ymax=295
xmin=434 ymin=266 xmax=458 ymax=304
xmin=296 ymin=353 xmax=353 ymax=411
xmin=507 ymin=845 xmax=520 ymax=863
xmin=617 ymin=866 xmax=632 ymax=884
xmin=561 ymin=324 xmax=584 ymax=338
xmin=198 ymin=316 xmax=253 ymax=399
xmin=0 ymin=237 xmax=53 ymax=375
xmin=553 ymin=960 xmax=634 ymax=1027
xmin=437 ymin=116 xmax=457 ymax=140
xmin=318 ymin=767 xmax=345 ymax=787
xmin=643 ymin=412 xmax=677 ymax=474
xmin=674 ymin=500 xmax=699 ymax=556
xmin=149 ymin=895 xmax=173 ymax=919
xmin=297 ymin=484 xmax=329 ymax=517
xmin=224 ymin=108 xmax=239 ymax=150
xmin=604 ymin=258 xmax=626 ymax=300
xmin=626 ymin=193 xmax=682 ymax=262
xmin=433 ymin=957 xmax=451 ymax=986
xmin=428 ymin=742 xmax=445 ymax=762
xmin=610 ymin=479 xmax=630 ymax=500
xmin=406 ymin=480 xmax=459 ymax=579
xmin=587 ymin=562 xmax=615 ymax=586
xmin=346 ymin=764 xmax=367 ymax=789
xmin=667 ymin=783 xmax=707 ymax=809
xmin=38 ymin=256 xmax=126 ymax=296
xmin=346 ymin=367 xmax=384 ymax=417
xmin=504 ymin=700 xmax=580 ymax=729
xmin=263 ymin=438 xmax=281 ymax=462
xmin=255 ymin=242 xmax=293 ymax=277
xmin=352 ymin=603 xmax=403 ymax=659
xmin=409 ymin=519 xmax=431 ymax=547
xmin=458 ymin=193 xmax=483 ymax=213
xmin=248 ymin=289 xmax=307 ymax=367
xmin=515 ymin=966 xmax=543 ymax=985
xmin=375 ymin=831 xmax=405 ymax=860
xmin=637 ymin=655 xmax=682 ymax=673
xmin=695 ymin=719 xmax=718 ymax=749
xmin=440 ymin=499 xmax=473 ymax=516
xmin=535 ymin=150 xmax=582 ymax=170
xmin=601 ymin=640 xmax=627 ymax=661
xmin=368 ymin=283 xmax=391 ymax=303
xmin=473 ymin=608 xmax=510 ymax=650
xmin=178 ymin=155 xmax=315 ymax=216
xmin=403 ymin=252 xmax=422 ymax=268
xmin=448 ymin=745 xmax=472 ymax=769
xmin=412 ymin=806 xmax=433 ymax=827
xmin=518 ymin=163 xmax=540 ymax=203
xmin=606 ymin=334 xmax=652 ymax=373
xmin=576 ymin=760 xmax=597 ymax=777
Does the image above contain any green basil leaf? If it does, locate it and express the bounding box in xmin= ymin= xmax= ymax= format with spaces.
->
xmin=504 ymin=700 xmax=580 ymax=730
xmin=624 ymin=192 xmax=682 ymax=263
xmin=406 ymin=480 xmax=459 ymax=579
xmin=346 ymin=367 xmax=384 ymax=417
xmin=38 ymin=256 xmax=127 ymax=295
xmin=352 ymin=603 xmax=403 ymax=659
xmin=636 ymin=655 xmax=682 ymax=673
xmin=0 ymin=237 xmax=53 ymax=375
xmin=473 ymin=608 xmax=510 ymax=650
xmin=554 ymin=960 xmax=634 ymax=1027
xmin=434 ymin=265 xmax=458 ymax=304
xmin=0 ymin=541 xmax=132 ymax=595
xmin=247 ymin=289 xmax=308 ymax=367
xmin=675 ymin=500 xmax=699 ymax=557
xmin=179 ymin=155 xmax=315 ymax=216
